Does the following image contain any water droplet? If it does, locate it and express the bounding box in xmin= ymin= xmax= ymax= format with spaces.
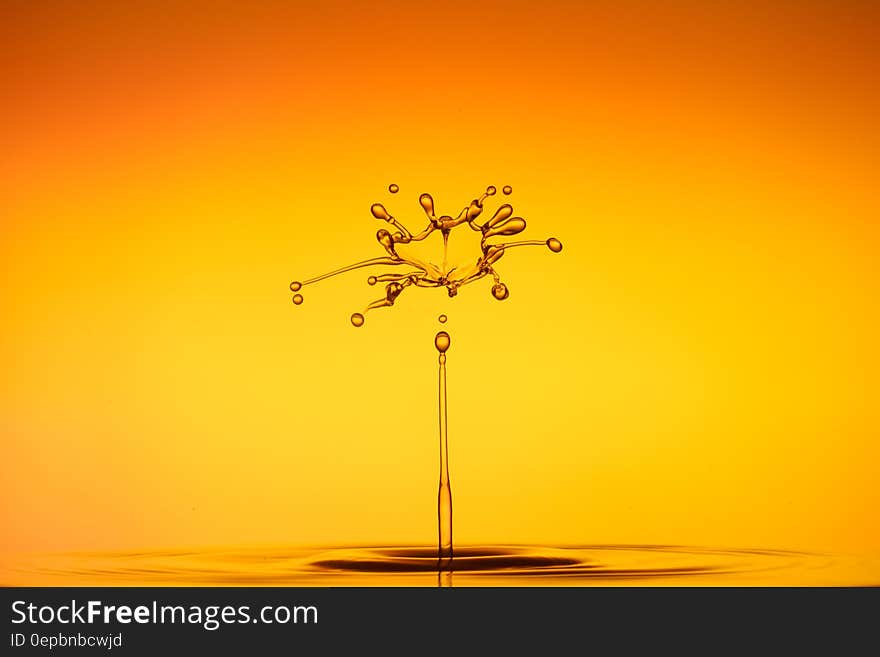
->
xmin=485 ymin=217 xmax=526 ymax=238
xmin=434 ymin=330 xmax=451 ymax=353
xmin=351 ymin=313 xmax=365 ymax=327
xmin=502 ymin=185 xmax=512 ymax=195
xmin=547 ymin=237 xmax=563 ymax=253
xmin=290 ymin=281 xmax=302 ymax=292
xmin=371 ymin=203 xmax=392 ymax=221
xmin=486 ymin=185 xmax=497 ymax=196
xmin=419 ymin=193 xmax=435 ymax=217
xmin=292 ymin=294 xmax=304 ymax=305
xmin=438 ymin=314 xmax=447 ymax=323
xmin=486 ymin=204 xmax=514 ymax=228
xmin=368 ymin=276 xmax=377 ymax=285
xmin=376 ymin=229 xmax=394 ymax=251
xmin=388 ymin=183 xmax=399 ymax=193
xmin=492 ymin=283 xmax=509 ymax=300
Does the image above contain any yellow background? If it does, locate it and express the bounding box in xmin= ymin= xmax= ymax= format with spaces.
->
xmin=2 ymin=1 xmax=878 ymax=566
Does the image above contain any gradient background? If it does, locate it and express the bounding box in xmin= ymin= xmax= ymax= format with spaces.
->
xmin=2 ymin=1 xmax=878 ymax=576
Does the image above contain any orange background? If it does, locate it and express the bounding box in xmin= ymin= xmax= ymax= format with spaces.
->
xmin=2 ymin=1 xmax=878 ymax=565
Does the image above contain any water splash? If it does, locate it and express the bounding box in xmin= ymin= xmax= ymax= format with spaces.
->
xmin=286 ymin=184 xmax=565 ymax=573
xmin=289 ymin=185 xmax=562 ymax=326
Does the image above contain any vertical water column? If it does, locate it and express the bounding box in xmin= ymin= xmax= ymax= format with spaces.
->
xmin=435 ymin=330 xmax=453 ymax=569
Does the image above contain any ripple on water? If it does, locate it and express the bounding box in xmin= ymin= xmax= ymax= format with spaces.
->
xmin=5 ymin=544 xmax=874 ymax=586
xmin=307 ymin=545 xmax=831 ymax=582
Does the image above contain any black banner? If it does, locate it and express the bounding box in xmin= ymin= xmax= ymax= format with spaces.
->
xmin=1 ymin=587 xmax=876 ymax=654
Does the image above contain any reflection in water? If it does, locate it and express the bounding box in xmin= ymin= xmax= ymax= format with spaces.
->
xmin=4 ymin=544 xmax=877 ymax=586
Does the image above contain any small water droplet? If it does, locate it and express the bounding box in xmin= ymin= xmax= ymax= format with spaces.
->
xmin=492 ymin=283 xmax=509 ymax=300
xmin=438 ymin=314 xmax=447 ymax=323
xmin=486 ymin=185 xmax=497 ymax=196
xmin=371 ymin=203 xmax=392 ymax=221
xmin=351 ymin=313 xmax=365 ymax=327
xmin=292 ymin=294 xmax=304 ymax=305
xmin=389 ymin=183 xmax=399 ymax=193
xmin=419 ymin=193 xmax=435 ymax=217
xmin=434 ymin=330 xmax=451 ymax=353
xmin=547 ymin=237 xmax=563 ymax=253
xmin=376 ymin=229 xmax=394 ymax=250
xmin=485 ymin=217 xmax=526 ymax=238
xmin=368 ymin=276 xmax=377 ymax=285
xmin=290 ymin=281 xmax=302 ymax=292
xmin=486 ymin=203 xmax=514 ymax=228
xmin=502 ymin=185 xmax=512 ymax=195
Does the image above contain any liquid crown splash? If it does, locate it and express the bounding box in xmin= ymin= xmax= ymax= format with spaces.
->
xmin=289 ymin=185 xmax=563 ymax=326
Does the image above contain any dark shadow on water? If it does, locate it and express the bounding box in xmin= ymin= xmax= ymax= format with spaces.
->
xmin=313 ymin=547 xmax=580 ymax=573
xmin=308 ymin=545 xmax=786 ymax=579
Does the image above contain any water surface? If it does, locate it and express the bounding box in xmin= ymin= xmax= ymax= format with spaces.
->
xmin=4 ymin=544 xmax=877 ymax=586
